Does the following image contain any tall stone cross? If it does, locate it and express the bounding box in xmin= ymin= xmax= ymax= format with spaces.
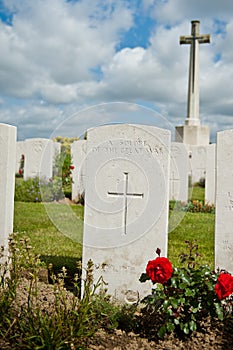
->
xmin=180 ymin=20 xmax=210 ymax=127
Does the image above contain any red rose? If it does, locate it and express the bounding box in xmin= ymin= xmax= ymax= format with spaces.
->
xmin=215 ymin=272 xmax=233 ymax=300
xmin=146 ymin=257 xmax=173 ymax=285
xmin=70 ymin=165 xmax=75 ymax=170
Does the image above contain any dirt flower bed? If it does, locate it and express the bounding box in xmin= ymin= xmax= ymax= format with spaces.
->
xmin=1 ymin=277 xmax=232 ymax=350
xmin=1 ymin=238 xmax=232 ymax=349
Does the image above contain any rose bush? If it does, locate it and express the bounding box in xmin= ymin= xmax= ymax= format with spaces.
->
xmin=140 ymin=241 xmax=233 ymax=338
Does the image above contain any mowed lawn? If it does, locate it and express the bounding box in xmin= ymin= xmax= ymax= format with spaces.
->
xmin=168 ymin=211 xmax=214 ymax=268
xmin=13 ymin=201 xmax=83 ymax=273
xmin=13 ymin=186 xmax=215 ymax=271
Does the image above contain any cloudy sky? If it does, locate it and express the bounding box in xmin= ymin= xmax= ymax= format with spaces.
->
xmin=0 ymin=0 xmax=233 ymax=142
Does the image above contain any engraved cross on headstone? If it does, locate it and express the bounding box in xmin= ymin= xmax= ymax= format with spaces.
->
xmin=180 ymin=20 xmax=210 ymax=127
xmin=108 ymin=172 xmax=144 ymax=235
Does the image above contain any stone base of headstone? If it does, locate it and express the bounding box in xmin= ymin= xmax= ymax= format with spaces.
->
xmin=175 ymin=125 xmax=210 ymax=146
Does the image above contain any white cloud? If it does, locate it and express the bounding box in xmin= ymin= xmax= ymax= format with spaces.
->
xmin=150 ymin=0 xmax=233 ymax=24
xmin=0 ymin=0 xmax=233 ymax=142
xmin=0 ymin=0 xmax=133 ymax=103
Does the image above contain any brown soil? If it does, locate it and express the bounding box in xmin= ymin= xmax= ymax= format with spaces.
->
xmin=2 ymin=277 xmax=233 ymax=350
xmin=88 ymin=317 xmax=233 ymax=350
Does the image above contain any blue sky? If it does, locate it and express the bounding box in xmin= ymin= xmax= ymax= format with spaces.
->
xmin=0 ymin=0 xmax=233 ymax=142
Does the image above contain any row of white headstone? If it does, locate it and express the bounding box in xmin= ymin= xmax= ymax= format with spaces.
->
xmin=0 ymin=122 xmax=232 ymax=303
xmin=71 ymin=137 xmax=216 ymax=205
xmin=13 ymin=134 xmax=214 ymax=205
xmin=0 ymin=125 xmax=61 ymax=267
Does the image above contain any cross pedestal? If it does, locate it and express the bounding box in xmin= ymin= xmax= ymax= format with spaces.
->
xmin=175 ymin=124 xmax=210 ymax=146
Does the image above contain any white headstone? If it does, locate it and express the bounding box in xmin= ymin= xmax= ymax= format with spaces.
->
xmin=169 ymin=142 xmax=189 ymax=202
xmin=71 ymin=140 xmax=86 ymax=202
xmin=0 ymin=123 xmax=16 ymax=257
xmin=205 ymin=144 xmax=216 ymax=205
xmin=24 ymin=138 xmax=54 ymax=180
xmin=189 ymin=145 xmax=207 ymax=184
xmin=215 ymin=130 xmax=233 ymax=274
xmin=82 ymin=124 xmax=171 ymax=302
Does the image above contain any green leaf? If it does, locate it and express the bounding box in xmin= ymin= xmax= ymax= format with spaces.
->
xmin=158 ymin=325 xmax=166 ymax=338
xmin=166 ymin=322 xmax=175 ymax=332
xmin=185 ymin=288 xmax=195 ymax=297
xmin=181 ymin=275 xmax=191 ymax=285
xmin=179 ymin=297 xmax=186 ymax=304
xmin=214 ymin=302 xmax=224 ymax=321
xmin=183 ymin=323 xmax=190 ymax=334
xmin=189 ymin=320 xmax=197 ymax=332
xmin=168 ymin=308 xmax=174 ymax=316
xmin=206 ymin=281 xmax=214 ymax=291
xmin=171 ymin=277 xmax=177 ymax=288
xmin=139 ymin=273 xmax=150 ymax=283
xmin=163 ymin=299 xmax=169 ymax=309
xmin=171 ymin=298 xmax=179 ymax=308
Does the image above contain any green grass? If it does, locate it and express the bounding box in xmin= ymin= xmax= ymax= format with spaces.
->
xmin=13 ymin=202 xmax=83 ymax=275
xmin=168 ymin=212 xmax=215 ymax=269
xmin=190 ymin=185 xmax=205 ymax=201
xmin=14 ymin=198 xmax=215 ymax=272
